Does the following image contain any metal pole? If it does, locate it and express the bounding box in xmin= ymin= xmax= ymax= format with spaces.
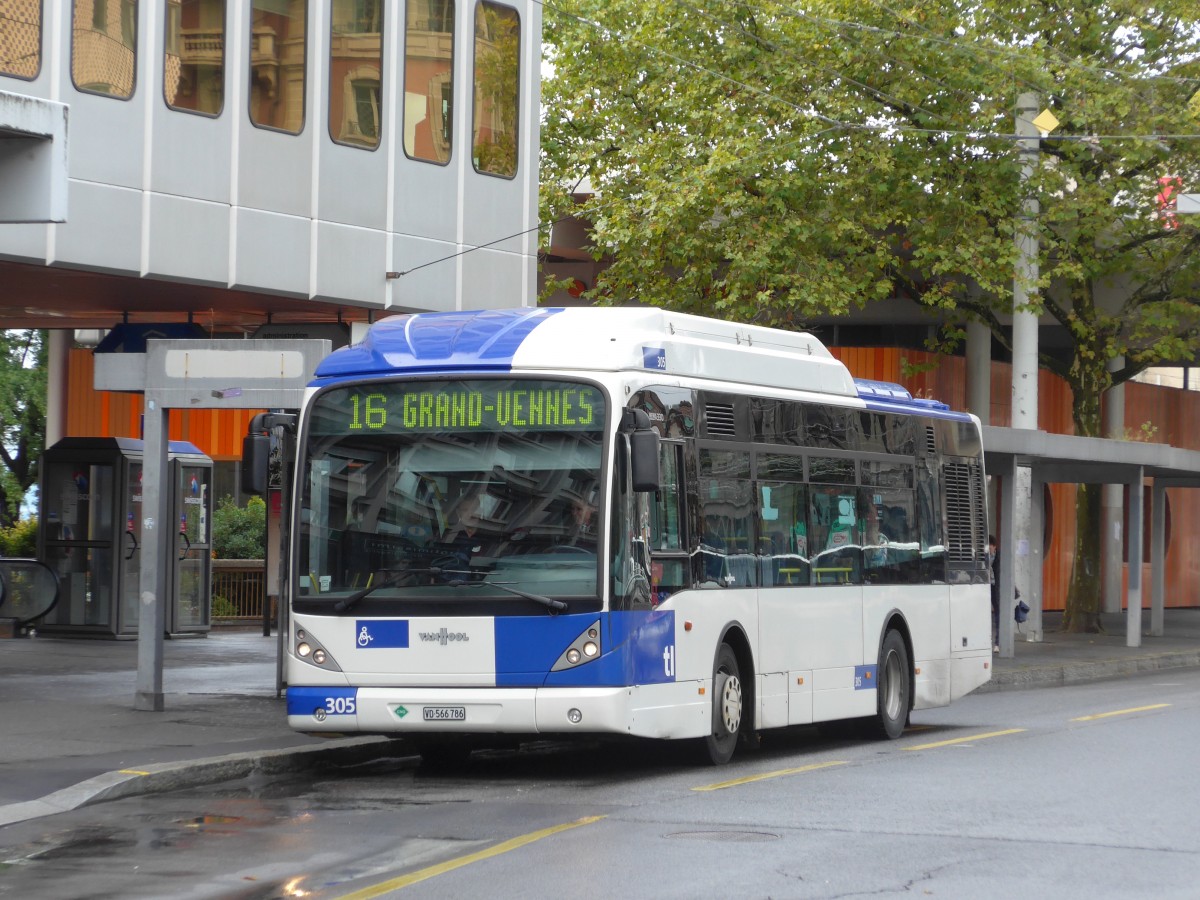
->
xmin=134 ymin=399 xmax=170 ymax=711
xmin=1012 ymin=93 xmax=1041 ymax=431
xmin=1125 ymin=468 xmax=1144 ymax=648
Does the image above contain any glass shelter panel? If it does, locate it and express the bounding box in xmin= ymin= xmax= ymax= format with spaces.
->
xmin=41 ymin=461 xmax=116 ymax=628
xmin=119 ymin=460 xmax=143 ymax=634
xmin=174 ymin=462 xmax=211 ymax=629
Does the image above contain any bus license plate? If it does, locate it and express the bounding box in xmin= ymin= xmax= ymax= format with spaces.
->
xmin=423 ymin=706 xmax=466 ymax=722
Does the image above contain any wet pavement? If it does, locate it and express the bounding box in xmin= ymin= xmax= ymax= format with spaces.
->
xmin=1 ymin=609 xmax=1197 ymax=828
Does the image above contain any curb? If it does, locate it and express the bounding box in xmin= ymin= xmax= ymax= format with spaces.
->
xmin=977 ymin=649 xmax=1200 ymax=692
xmin=0 ymin=736 xmax=411 ymax=829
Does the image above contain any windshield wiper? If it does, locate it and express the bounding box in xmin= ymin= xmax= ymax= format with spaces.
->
xmin=435 ymin=566 xmax=567 ymax=612
xmin=331 ymin=565 xmax=567 ymax=614
xmin=331 ymin=567 xmax=433 ymax=614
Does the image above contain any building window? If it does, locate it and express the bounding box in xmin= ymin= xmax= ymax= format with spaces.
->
xmin=0 ymin=0 xmax=43 ymax=79
xmin=472 ymin=0 xmax=518 ymax=177
xmin=164 ymin=0 xmax=225 ymax=116
xmin=329 ymin=0 xmax=382 ymax=149
xmin=249 ymin=0 xmax=307 ymax=134
xmin=403 ymin=0 xmax=454 ymax=164
xmin=71 ymin=0 xmax=138 ymax=98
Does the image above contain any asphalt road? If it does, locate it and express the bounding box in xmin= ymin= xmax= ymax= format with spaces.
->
xmin=1 ymin=668 xmax=1197 ymax=900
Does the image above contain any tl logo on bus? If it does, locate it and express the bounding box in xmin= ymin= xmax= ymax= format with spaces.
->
xmin=662 ymin=645 xmax=675 ymax=678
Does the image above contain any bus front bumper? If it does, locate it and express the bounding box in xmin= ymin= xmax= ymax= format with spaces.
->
xmin=286 ymin=683 xmax=708 ymax=739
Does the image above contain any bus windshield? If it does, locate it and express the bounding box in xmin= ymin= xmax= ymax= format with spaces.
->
xmin=297 ymin=377 xmax=607 ymax=612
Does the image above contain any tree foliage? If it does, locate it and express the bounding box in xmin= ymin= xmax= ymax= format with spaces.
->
xmin=212 ymin=495 xmax=267 ymax=560
xmin=542 ymin=0 xmax=1200 ymax=631
xmin=0 ymin=331 xmax=47 ymax=529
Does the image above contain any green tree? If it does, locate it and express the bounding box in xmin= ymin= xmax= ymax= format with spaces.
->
xmin=0 ymin=331 xmax=47 ymax=529
xmin=541 ymin=0 xmax=1200 ymax=632
xmin=212 ymin=495 xmax=267 ymax=560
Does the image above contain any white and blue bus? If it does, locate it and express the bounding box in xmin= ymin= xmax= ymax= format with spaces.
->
xmin=266 ymin=307 xmax=991 ymax=764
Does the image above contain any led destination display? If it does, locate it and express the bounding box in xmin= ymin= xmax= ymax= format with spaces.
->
xmin=311 ymin=380 xmax=606 ymax=434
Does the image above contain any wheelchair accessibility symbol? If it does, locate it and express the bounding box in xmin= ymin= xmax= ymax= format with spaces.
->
xmin=357 ymin=626 xmax=373 ymax=647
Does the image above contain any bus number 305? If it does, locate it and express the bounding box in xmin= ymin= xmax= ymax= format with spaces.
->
xmin=325 ymin=696 xmax=357 ymax=715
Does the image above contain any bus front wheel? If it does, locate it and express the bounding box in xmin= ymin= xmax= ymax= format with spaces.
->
xmin=873 ymin=629 xmax=911 ymax=740
xmin=702 ymin=643 xmax=743 ymax=765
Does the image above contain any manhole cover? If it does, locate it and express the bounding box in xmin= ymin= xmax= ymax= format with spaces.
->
xmin=665 ymin=830 xmax=780 ymax=842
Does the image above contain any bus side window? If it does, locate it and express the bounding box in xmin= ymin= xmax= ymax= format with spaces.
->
xmin=757 ymin=481 xmax=810 ymax=586
xmin=810 ymin=485 xmax=860 ymax=584
xmin=649 ymin=442 xmax=687 ymax=604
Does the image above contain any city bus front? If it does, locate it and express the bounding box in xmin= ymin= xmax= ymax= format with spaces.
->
xmin=285 ymin=375 xmax=669 ymax=746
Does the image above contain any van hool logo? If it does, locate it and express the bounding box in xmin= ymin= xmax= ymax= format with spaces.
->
xmin=419 ymin=628 xmax=469 ymax=645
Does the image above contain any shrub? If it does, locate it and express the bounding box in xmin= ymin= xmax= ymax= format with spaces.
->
xmin=212 ymin=496 xmax=266 ymax=560
xmin=0 ymin=517 xmax=38 ymax=557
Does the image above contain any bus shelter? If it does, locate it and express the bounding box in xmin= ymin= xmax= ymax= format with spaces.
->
xmin=37 ymin=437 xmax=213 ymax=638
xmin=982 ymin=426 xmax=1200 ymax=657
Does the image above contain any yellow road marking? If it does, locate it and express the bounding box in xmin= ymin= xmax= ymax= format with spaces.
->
xmin=336 ymin=815 xmax=605 ymax=898
xmin=1071 ymin=703 xmax=1170 ymax=722
xmin=903 ymin=728 xmax=1026 ymax=751
xmin=692 ymin=760 xmax=849 ymax=792
xmin=118 ymin=769 xmax=150 ymax=776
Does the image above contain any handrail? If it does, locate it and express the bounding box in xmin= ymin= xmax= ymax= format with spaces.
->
xmin=0 ymin=558 xmax=61 ymax=626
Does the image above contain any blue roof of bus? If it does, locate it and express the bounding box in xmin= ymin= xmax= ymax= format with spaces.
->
xmin=312 ymin=308 xmax=970 ymax=420
xmin=313 ymin=308 xmax=557 ymax=379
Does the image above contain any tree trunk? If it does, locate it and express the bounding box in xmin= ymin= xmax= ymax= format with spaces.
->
xmin=1063 ymin=482 xmax=1104 ymax=632
xmin=1062 ymin=351 xmax=1106 ymax=633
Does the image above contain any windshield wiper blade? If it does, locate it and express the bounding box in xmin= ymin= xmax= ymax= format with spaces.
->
xmin=440 ymin=568 xmax=568 ymax=612
xmin=332 ymin=567 xmax=436 ymax=614
xmin=332 ymin=565 xmax=568 ymax=615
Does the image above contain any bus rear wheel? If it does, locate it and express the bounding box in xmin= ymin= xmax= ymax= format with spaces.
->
xmin=872 ymin=629 xmax=910 ymax=740
xmin=702 ymin=643 xmax=743 ymax=765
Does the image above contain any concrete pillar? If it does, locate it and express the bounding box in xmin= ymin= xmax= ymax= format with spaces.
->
xmin=966 ymin=320 xmax=991 ymax=423
xmin=45 ymin=330 xmax=71 ymax=448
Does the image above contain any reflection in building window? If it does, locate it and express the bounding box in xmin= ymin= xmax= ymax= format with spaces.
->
xmin=329 ymin=0 xmax=382 ymax=148
xmin=404 ymin=0 xmax=454 ymax=163
xmin=72 ymin=0 xmax=138 ymax=98
xmin=164 ymin=0 xmax=225 ymax=116
xmin=1 ymin=0 xmax=43 ymax=79
xmin=249 ymin=0 xmax=307 ymax=134
xmin=472 ymin=0 xmax=519 ymax=177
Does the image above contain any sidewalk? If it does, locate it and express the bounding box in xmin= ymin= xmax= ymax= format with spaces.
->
xmin=1 ymin=609 xmax=1198 ymax=828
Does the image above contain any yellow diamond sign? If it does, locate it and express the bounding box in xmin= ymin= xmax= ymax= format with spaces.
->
xmin=1032 ymin=109 xmax=1060 ymax=134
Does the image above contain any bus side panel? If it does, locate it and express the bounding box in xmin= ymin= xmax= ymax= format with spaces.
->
xmin=660 ymin=588 xmax=757 ymax=681
xmin=949 ymin=582 xmax=993 ymax=701
xmin=863 ymin=583 xmax=951 ymax=711
xmin=759 ymin=586 xmax=864 ymax=727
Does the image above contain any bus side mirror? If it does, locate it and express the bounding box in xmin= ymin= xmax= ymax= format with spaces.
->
xmin=630 ymin=429 xmax=660 ymax=492
xmin=242 ymin=432 xmax=270 ymax=496
xmin=622 ymin=407 xmax=660 ymax=492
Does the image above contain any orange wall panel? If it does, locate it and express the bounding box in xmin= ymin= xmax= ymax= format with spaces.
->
xmin=65 ymin=349 xmax=262 ymax=461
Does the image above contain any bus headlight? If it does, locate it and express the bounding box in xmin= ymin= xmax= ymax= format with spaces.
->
xmin=292 ymin=631 xmax=343 ymax=672
xmin=551 ymin=620 xmax=602 ymax=671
